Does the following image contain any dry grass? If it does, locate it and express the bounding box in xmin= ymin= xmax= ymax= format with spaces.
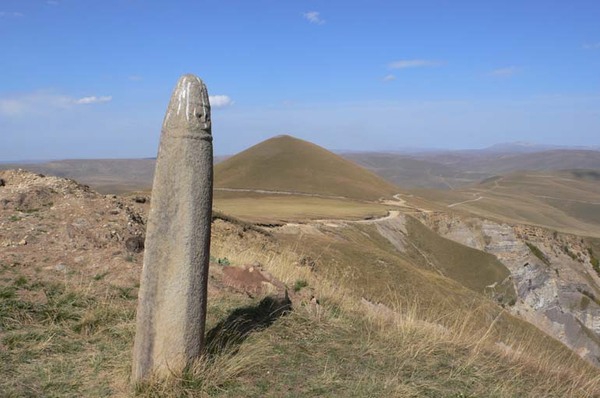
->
xmin=213 ymin=193 xmax=389 ymax=224
xmin=405 ymin=215 xmax=516 ymax=302
xmin=2 ymin=218 xmax=600 ymax=396
xmin=214 ymin=135 xmax=399 ymax=201
xmin=414 ymin=170 xmax=600 ymax=237
xmin=206 ymin=221 xmax=600 ymax=397
xmin=134 ymin=340 xmax=273 ymax=398
xmin=0 ymin=271 xmax=137 ymax=397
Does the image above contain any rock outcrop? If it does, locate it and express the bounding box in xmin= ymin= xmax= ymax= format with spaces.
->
xmin=416 ymin=212 xmax=600 ymax=366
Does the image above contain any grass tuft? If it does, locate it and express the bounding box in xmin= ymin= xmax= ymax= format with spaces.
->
xmin=293 ymin=279 xmax=309 ymax=292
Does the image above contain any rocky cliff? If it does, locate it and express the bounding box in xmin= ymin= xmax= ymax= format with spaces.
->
xmin=414 ymin=211 xmax=600 ymax=366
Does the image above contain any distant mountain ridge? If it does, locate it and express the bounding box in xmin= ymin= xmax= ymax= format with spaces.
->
xmin=344 ymin=148 xmax=600 ymax=189
xmin=2 ymin=137 xmax=600 ymax=193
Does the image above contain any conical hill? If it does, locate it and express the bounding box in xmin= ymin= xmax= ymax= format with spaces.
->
xmin=215 ymin=135 xmax=398 ymax=201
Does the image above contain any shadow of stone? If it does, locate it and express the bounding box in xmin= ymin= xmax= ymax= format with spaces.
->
xmin=205 ymin=294 xmax=292 ymax=358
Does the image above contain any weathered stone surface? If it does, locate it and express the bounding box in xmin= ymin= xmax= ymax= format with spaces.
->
xmin=132 ymin=74 xmax=213 ymax=381
xmin=416 ymin=212 xmax=600 ymax=367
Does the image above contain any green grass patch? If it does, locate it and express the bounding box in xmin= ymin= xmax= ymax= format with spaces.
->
xmin=562 ymin=245 xmax=578 ymax=260
xmin=93 ymin=272 xmax=109 ymax=281
xmin=577 ymin=288 xmax=600 ymax=308
xmin=588 ymin=247 xmax=600 ymax=276
xmin=0 ymin=275 xmax=136 ymax=397
xmin=293 ymin=279 xmax=308 ymax=292
xmin=111 ymin=285 xmax=137 ymax=300
xmin=13 ymin=275 xmax=28 ymax=287
xmin=406 ymin=216 xmax=517 ymax=305
xmin=526 ymin=242 xmax=550 ymax=266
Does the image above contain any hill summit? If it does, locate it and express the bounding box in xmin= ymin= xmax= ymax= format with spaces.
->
xmin=215 ymin=135 xmax=398 ymax=201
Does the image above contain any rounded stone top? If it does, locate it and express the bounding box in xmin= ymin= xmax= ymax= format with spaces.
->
xmin=162 ymin=74 xmax=211 ymax=136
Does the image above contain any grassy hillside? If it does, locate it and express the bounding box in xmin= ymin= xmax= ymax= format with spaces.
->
xmin=205 ymin=219 xmax=600 ymax=397
xmin=405 ymin=216 xmax=515 ymax=301
xmin=214 ymin=135 xmax=399 ymax=201
xmin=2 ymin=170 xmax=599 ymax=396
xmin=412 ymin=170 xmax=600 ymax=237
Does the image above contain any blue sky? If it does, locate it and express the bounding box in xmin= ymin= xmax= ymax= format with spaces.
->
xmin=1 ymin=0 xmax=600 ymax=160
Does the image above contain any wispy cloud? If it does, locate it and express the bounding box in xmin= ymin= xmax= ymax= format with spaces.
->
xmin=388 ymin=59 xmax=440 ymax=69
xmin=303 ymin=11 xmax=325 ymax=25
xmin=128 ymin=75 xmax=143 ymax=81
xmin=583 ymin=42 xmax=600 ymax=50
xmin=383 ymin=74 xmax=396 ymax=82
xmin=0 ymin=99 xmax=26 ymax=116
xmin=489 ymin=66 xmax=519 ymax=77
xmin=0 ymin=11 xmax=24 ymax=18
xmin=0 ymin=92 xmax=112 ymax=116
xmin=209 ymin=95 xmax=234 ymax=108
xmin=75 ymin=96 xmax=112 ymax=105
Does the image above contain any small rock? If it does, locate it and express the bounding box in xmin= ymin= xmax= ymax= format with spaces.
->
xmin=0 ymin=178 xmax=5 ymax=187
xmin=126 ymin=236 xmax=145 ymax=253
xmin=222 ymin=264 xmax=287 ymax=298
xmin=133 ymin=196 xmax=147 ymax=204
xmin=18 ymin=238 xmax=27 ymax=246
xmin=298 ymin=256 xmax=317 ymax=270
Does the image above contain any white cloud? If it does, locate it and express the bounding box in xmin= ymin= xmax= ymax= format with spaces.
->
xmin=209 ymin=95 xmax=234 ymax=108
xmin=128 ymin=75 xmax=143 ymax=81
xmin=75 ymin=96 xmax=112 ymax=105
xmin=303 ymin=11 xmax=325 ymax=25
xmin=489 ymin=66 xmax=518 ymax=77
xmin=388 ymin=59 xmax=440 ymax=69
xmin=0 ymin=92 xmax=112 ymax=117
xmin=383 ymin=74 xmax=396 ymax=82
xmin=583 ymin=42 xmax=600 ymax=50
xmin=0 ymin=11 xmax=24 ymax=18
xmin=0 ymin=99 xmax=27 ymax=116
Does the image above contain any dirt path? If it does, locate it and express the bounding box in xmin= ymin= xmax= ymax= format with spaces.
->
xmin=447 ymin=196 xmax=484 ymax=208
xmin=219 ymin=188 xmax=431 ymax=227
xmin=215 ymin=187 xmax=348 ymax=200
xmin=312 ymin=210 xmax=402 ymax=226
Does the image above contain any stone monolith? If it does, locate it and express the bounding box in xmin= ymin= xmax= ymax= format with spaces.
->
xmin=132 ymin=74 xmax=213 ymax=382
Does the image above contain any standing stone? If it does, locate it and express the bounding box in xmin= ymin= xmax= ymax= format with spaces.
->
xmin=132 ymin=74 xmax=213 ymax=382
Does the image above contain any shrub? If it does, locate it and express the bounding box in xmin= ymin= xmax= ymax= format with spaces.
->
xmin=562 ymin=245 xmax=577 ymax=260
xmin=526 ymin=242 xmax=550 ymax=266
xmin=588 ymin=248 xmax=600 ymax=276
xmin=218 ymin=257 xmax=230 ymax=266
